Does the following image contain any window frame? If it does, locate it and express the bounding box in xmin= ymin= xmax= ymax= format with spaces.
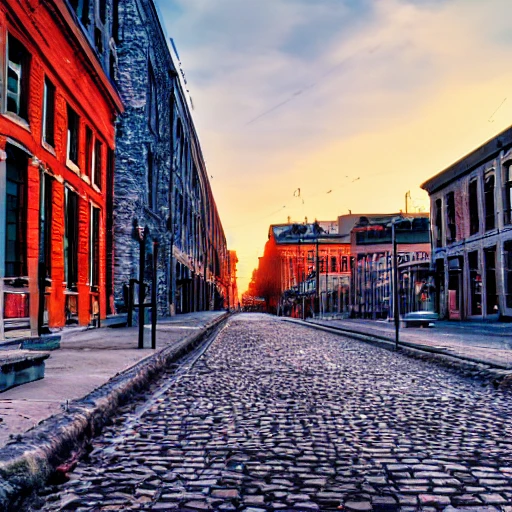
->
xmin=42 ymin=76 xmax=56 ymax=148
xmin=468 ymin=178 xmax=479 ymax=236
xmin=484 ymin=172 xmax=496 ymax=232
xmin=89 ymin=203 xmax=101 ymax=288
xmin=445 ymin=191 xmax=456 ymax=245
xmin=434 ymin=197 xmax=443 ymax=248
xmin=66 ymin=105 xmax=80 ymax=171
xmin=64 ymin=186 xmax=79 ymax=290
xmin=93 ymin=138 xmax=102 ymax=189
xmin=5 ymin=145 xmax=27 ymax=278
xmin=6 ymin=33 xmax=30 ymax=122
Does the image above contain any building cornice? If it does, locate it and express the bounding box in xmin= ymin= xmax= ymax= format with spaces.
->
xmin=421 ymin=125 xmax=512 ymax=194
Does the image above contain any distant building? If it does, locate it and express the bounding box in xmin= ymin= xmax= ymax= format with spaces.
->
xmin=350 ymin=214 xmax=431 ymax=319
xmin=227 ymin=250 xmax=239 ymax=310
xmin=253 ymin=221 xmax=351 ymax=317
xmin=422 ymin=126 xmax=512 ymax=320
xmin=0 ymin=0 xmax=123 ymax=335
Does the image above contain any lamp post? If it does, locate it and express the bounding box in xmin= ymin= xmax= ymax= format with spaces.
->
xmin=392 ymin=216 xmax=400 ymax=350
xmin=315 ymin=239 xmax=320 ymax=317
xmin=134 ymin=223 xmax=150 ymax=349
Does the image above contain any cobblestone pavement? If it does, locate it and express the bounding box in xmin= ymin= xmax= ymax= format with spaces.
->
xmin=31 ymin=313 xmax=512 ymax=511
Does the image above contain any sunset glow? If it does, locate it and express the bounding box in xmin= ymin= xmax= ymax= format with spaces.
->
xmin=157 ymin=0 xmax=512 ymax=295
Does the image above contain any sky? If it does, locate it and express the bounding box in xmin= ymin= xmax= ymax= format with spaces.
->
xmin=156 ymin=0 xmax=512 ymax=296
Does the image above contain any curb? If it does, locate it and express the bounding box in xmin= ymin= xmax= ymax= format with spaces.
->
xmin=0 ymin=313 xmax=229 ymax=511
xmin=281 ymin=317 xmax=512 ymax=388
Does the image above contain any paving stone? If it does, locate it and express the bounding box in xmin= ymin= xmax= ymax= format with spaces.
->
xmin=33 ymin=316 xmax=512 ymax=512
xmin=344 ymin=500 xmax=373 ymax=511
xmin=211 ymin=489 xmax=240 ymax=499
xmin=418 ymin=494 xmax=451 ymax=506
xmin=479 ymin=493 xmax=508 ymax=504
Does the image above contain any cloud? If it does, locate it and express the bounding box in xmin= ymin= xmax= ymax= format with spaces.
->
xmin=157 ymin=0 xmax=512 ymax=295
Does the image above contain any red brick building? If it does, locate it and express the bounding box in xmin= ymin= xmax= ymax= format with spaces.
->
xmin=253 ymin=222 xmax=351 ymax=316
xmin=0 ymin=0 xmax=123 ymax=336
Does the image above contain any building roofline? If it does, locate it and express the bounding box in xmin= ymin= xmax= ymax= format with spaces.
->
xmin=52 ymin=0 xmax=124 ymax=114
xmin=421 ymin=125 xmax=512 ymax=194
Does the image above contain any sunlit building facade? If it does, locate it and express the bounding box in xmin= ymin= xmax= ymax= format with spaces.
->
xmin=0 ymin=0 xmax=123 ymax=336
xmin=422 ymin=126 xmax=512 ymax=320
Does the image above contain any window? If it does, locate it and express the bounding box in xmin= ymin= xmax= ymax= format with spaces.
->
xmin=484 ymin=247 xmax=497 ymax=315
xmin=147 ymin=150 xmax=156 ymax=209
xmin=331 ymin=256 xmax=337 ymax=272
xmin=5 ymin=145 xmax=27 ymax=277
xmin=93 ymin=139 xmax=102 ymax=188
xmin=484 ymin=173 xmax=495 ymax=231
xmin=85 ymin=126 xmax=93 ymax=178
xmin=504 ymin=241 xmax=512 ymax=308
xmin=39 ymin=172 xmax=53 ymax=277
xmin=434 ymin=198 xmax=443 ymax=247
xmin=341 ymin=256 xmax=348 ymax=272
xmin=95 ymin=28 xmax=103 ymax=55
xmin=112 ymin=0 xmax=120 ymax=43
xmin=6 ymin=34 xmax=29 ymax=120
xmin=469 ymin=179 xmax=479 ymax=235
xmin=64 ymin=187 xmax=79 ymax=289
xmin=69 ymin=0 xmax=89 ymax=26
xmin=99 ymin=0 xmax=107 ymax=24
xmin=468 ymin=251 xmax=481 ymax=315
xmin=90 ymin=205 xmax=100 ymax=287
xmin=176 ymin=119 xmax=183 ymax=167
xmin=148 ymin=62 xmax=159 ymax=135
xmin=42 ymin=77 xmax=55 ymax=147
xmin=109 ymin=50 xmax=116 ymax=80
xmin=446 ymin=191 xmax=456 ymax=245
xmin=504 ymin=163 xmax=512 ymax=225
xmin=66 ymin=105 xmax=79 ymax=167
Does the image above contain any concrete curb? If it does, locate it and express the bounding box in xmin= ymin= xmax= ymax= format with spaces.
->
xmin=0 ymin=313 xmax=229 ymax=511
xmin=281 ymin=317 xmax=512 ymax=389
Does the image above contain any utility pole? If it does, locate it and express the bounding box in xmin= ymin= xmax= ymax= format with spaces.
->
xmin=315 ymin=239 xmax=320 ymax=316
xmin=325 ymin=250 xmax=329 ymax=316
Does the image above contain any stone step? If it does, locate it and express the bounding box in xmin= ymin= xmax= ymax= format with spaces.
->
xmin=0 ymin=350 xmax=50 ymax=392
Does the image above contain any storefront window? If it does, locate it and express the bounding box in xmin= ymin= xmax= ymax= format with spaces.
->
xmin=5 ymin=145 xmax=27 ymax=277
xmin=468 ymin=251 xmax=481 ymax=315
xmin=484 ymin=247 xmax=497 ymax=315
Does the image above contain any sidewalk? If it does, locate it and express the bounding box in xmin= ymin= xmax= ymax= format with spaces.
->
xmin=306 ymin=317 xmax=512 ymax=369
xmin=0 ymin=311 xmax=227 ymax=450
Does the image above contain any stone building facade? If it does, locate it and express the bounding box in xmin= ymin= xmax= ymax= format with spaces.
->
xmin=349 ymin=214 xmax=431 ymax=319
xmin=422 ymin=126 xmax=512 ymax=320
xmin=0 ymin=0 xmax=123 ymax=336
xmin=113 ymin=0 xmax=229 ymax=316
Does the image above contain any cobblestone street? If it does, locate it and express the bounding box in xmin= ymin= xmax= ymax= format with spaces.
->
xmin=32 ymin=314 xmax=512 ymax=511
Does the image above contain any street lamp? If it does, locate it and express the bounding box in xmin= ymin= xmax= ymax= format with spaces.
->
xmin=391 ymin=216 xmax=401 ymax=350
xmin=315 ymin=238 xmax=320 ymax=317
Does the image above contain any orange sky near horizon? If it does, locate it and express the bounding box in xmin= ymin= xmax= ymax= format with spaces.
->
xmin=158 ymin=0 xmax=512 ymax=297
